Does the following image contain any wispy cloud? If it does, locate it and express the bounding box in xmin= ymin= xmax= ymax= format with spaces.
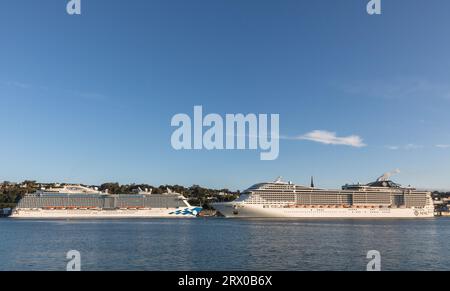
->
xmin=386 ymin=144 xmax=424 ymax=150
xmin=2 ymin=81 xmax=31 ymax=89
xmin=339 ymin=77 xmax=450 ymax=101
xmin=405 ymin=144 xmax=423 ymax=150
xmin=436 ymin=144 xmax=450 ymax=149
xmin=74 ymin=91 xmax=107 ymax=101
xmin=288 ymin=130 xmax=366 ymax=148
xmin=386 ymin=146 xmax=400 ymax=150
xmin=1 ymin=79 xmax=107 ymax=102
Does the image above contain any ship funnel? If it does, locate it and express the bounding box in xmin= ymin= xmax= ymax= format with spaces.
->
xmin=376 ymin=169 xmax=400 ymax=182
xmin=274 ymin=176 xmax=283 ymax=183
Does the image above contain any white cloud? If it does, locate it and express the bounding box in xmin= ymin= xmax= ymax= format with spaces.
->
xmin=404 ymin=144 xmax=423 ymax=150
xmin=339 ymin=77 xmax=450 ymax=101
xmin=386 ymin=144 xmax=424 ymax=150
xmin=77 ymin=92 xmax=107 ymax=101
xmin=386 ymin=146 xmax=400 ymax=150
xmin=436 ymin=144 xmax=450 ymax=149
xmin=1 ymin=79 xmax=107 ymax=102
xmin=296 ymin=130 xmax=366 ymax=148
xmin=2 ymin=80 xmax=31 ymax=89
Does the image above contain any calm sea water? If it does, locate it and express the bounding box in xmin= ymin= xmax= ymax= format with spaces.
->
xmin=1 ymin=217 xmax=450 ymax=271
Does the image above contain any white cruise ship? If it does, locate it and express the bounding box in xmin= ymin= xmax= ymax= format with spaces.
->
xmin=212 ymin=171 xmax=435 ymax=218
xmin=10 ymin=185 xmax=202 ymax=219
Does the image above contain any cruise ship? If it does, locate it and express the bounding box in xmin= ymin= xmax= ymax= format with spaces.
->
xmin=11 ymin=185 xmax=202 ymax=219
xmin=212 ymin=171 xmax=435 ymax=218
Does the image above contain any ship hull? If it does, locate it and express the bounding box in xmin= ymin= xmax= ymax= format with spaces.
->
xmin=10 ymin=207 xmax=202 ymax=219
xmin=212 ymin=203 xmax=435 ymax=218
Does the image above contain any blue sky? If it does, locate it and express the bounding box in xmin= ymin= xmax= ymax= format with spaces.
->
xmin=1 ymin=0 xmax=450 ymax=190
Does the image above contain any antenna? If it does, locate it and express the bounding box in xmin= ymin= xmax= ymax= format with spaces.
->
xmin=376 ymin=169 xmax=400 ymax=182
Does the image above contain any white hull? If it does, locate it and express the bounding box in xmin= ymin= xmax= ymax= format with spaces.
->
xmin=10 ymin=207 xmax=201 ymax=219
xmin=212 ymin=203 xmax=435 ymax=218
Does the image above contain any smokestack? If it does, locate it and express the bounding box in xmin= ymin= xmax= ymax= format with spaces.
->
xmin=377 ymin=169 xmax=401 ymax=182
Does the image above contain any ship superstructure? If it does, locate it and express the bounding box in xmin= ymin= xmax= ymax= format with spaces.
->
xmin=212 ymin=172 xmax=434 ymax=218
xmin=11 ymin=185 xmax=202 ymax=218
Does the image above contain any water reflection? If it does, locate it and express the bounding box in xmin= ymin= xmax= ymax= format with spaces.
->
xmin=1 ymin=218 xmax=450 ymax=270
